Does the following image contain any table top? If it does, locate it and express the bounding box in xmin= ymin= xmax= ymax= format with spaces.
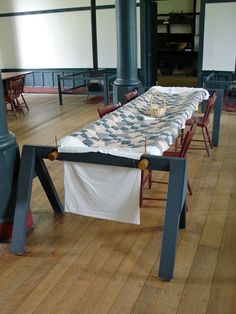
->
xmin=59 ymin=86 xmax=209 ymax=160
xmin=1 ymin=71 xmax=32 ymax=80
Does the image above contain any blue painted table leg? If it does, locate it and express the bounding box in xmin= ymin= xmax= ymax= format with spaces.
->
xmin=179 ymin=201 xmax=187 ymax=229
xmin=212 ymin=89 xmax=223 ymax=147
xmin=103 ymin=74 xmax=109 ymax=106
xmin=10 ymin=146 xmax=36 ymax=255
xmin=35 ymin=158 xmax=64 ymax=213
xmin=158 ymin=158 xmax=187 ymax=281
xmin=202 ymin=89 xmax=223 ymax=147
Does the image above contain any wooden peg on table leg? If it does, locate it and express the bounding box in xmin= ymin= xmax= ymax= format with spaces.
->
xmin=138 ymin=158 xmax=149 ymax=170
xmin=48 ymin=151 xmax=60 ymax=161
xmin=47 ymin=135 xmax=60 ymax=161
xmin=138 ymin=137 xmax=150 ymax=170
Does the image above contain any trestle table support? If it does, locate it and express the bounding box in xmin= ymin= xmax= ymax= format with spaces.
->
xmin=10 ymin=145 xmax=187 ymax=280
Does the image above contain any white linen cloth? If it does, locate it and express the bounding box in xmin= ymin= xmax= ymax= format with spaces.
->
xmin=151 ymin=86 xmax=210 ymax=99
xmin=64 ymin=162 xmax=141 ymax=224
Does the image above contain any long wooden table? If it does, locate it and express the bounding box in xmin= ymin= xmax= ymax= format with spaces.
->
xmin=2 ymin=71 xmax=32 ymax=81
xmin=1 ymin=71 xmax=32 ymax=94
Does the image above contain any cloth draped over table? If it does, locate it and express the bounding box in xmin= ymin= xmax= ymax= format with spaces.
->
xmin=64 ymin=162 xmax=141 ymax=224
xmin=59 ymin=87 xmax=209 ymax=224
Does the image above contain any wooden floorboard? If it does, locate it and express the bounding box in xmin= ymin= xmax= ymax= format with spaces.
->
xmin=0 ymin=93 xmax=236 ymax=313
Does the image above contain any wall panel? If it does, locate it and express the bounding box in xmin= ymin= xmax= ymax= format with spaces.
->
xmin=0 ymin=10 xmax=93 ymax=68
xmin=202 ymin=2 xmax=236 ymax=71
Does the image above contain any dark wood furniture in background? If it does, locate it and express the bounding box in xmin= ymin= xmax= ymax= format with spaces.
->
xmin=157 ymin=11 xmax=199 ymax=77
xmin=57 ymin=69 xmax=116 ymax=106
xmin=2 ymin=72 xmax=31 ymax=118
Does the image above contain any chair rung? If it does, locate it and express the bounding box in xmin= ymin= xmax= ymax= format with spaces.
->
xmin=151 ymin=180 xmax=168 ymax=185
xmin=143 ymin=197 xmax=166 ymax=201
xmin=189 ymin=146 xmax=211 ymax=150
xmin=191 ymin=139 xmax=211 ymax=143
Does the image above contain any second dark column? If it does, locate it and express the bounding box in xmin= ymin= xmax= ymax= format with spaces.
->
xmin=113 ymin=0 xmax=141 ymax=104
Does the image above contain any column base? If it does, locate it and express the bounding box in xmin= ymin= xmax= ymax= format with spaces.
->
xmin=113 ymin=80 xmax=142 ymax=105
xmin=0 ymin=209 xmax=33 ymax=241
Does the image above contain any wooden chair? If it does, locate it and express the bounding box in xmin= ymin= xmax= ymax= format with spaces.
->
xmin=5 ymin=78 xmax=25 ymax=119
xmin=140 ymin=120 xmax=197 ymax=207
xmin=183 ymin=91 xmax=217 ymax=157
xmin=97 ymin=102 xmax=121 ymax=118
xmin=18 ymin=75 xmax=29 ymax=111
xmin=124 ymin=89 xmax=138 ymax=103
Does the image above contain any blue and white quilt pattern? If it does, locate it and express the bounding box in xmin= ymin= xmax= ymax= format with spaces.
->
xmin=58 ymin=87 xmax=209 ymax=159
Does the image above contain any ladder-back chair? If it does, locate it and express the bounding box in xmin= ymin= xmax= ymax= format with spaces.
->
xmin=97 ymin=103 xmax=121 ymax=118
xmin=183 ymin=91 xmax=217 ymax=156
xmin=124 ymin=89 xmax=138 ymax=103
xmin=140 ymin=120 xmax=197 ymax=207
xmin=18 ymin=75 xmax=29 ymax=111
xmin=5 ymin=78 xmax=25 ymax=119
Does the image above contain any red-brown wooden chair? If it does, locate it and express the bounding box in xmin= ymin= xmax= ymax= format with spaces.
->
xmin=97 ymin=102 xmax=121 ymax=118
xmin=18 ymin=75 xmax=29 ymax=111
xmin=140 ymin=120 xmax=197 ymax=207
xmin=183 ymin=91 xmax=217 ymax=157
xmin=5 ymin=78 xmax=25 ymax=119
xmin=124 ymin=89 xmax=138 ymax=103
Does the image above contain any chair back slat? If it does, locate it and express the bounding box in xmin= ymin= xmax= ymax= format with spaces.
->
xmin=180 ymin=120 xmax=197 ymax=158
xmin=97 ymin=103 xmax=121 ymax=118
xmin=7 ymin=78 xmax=24 ymax=101
xmin=202 ymin=92 xmax=217 ymax=125
xmin=124 ymin=89 xmax=138 ymax=103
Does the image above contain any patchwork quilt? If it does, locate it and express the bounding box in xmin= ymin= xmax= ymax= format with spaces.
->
xmin=59 ymin=87 xmax=209 ymax=159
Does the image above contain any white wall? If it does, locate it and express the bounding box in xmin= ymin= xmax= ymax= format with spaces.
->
xmin=0 ymin=0 xmax=90 ymax=13
xmin=96 ymin=0 xmax=115 ymax=5
xmin=0 ymin=11 xmax=93 ymax=68
xmin=0 ymin=0 xmax=141 ymax=69
xmin=96 ymin=5 xmax=140 ymax=68
xmin=0 ymin=51 xmax=3 ymax=69
xmin=202 ymin=2 xmax=236 ymax=71
xmin=0 ymin=1 xmax=93 ymax=69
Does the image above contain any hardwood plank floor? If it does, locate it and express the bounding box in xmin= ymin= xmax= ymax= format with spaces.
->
xmin=1 ymin=93 xmax=236 ymax=313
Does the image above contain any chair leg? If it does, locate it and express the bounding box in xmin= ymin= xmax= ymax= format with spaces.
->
xmin=21 ymin=94 xmax=29 ymax=111
xmin=148 ymin=169 xmax=152 ymax=188
xmin=188 ymin=179 xmax=192 ymax=195
xmin=180 ymin=129 xmax=184 ymax=145
xmin=174 ymin=137 xmax=178 ymax=152
xmin=10 ymin=101 xmax=18 ymax=119
xmin=15 ymin=99 xmax=25 ymax=116
xmin=204 ymin=126 xmax=213 ymax=149
xmin=201 ymin=127 xmax=210 ymax=156
xmin=139 ymin=170 xmax=144 ymax=207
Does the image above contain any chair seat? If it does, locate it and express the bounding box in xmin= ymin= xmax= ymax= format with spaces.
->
xmin=186 ymin=116 xmax=205 ymax=127
xmin=163 ymin=151 xmax=179 ymax=158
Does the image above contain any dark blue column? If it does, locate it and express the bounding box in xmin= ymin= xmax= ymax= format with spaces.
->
xmin=113 ymin=0 xmax=142 ymax=104
xmin=140 ymin=0 xmax=157 ymax=88
xmin=0 ymin=71 xmax=20 ymax=240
